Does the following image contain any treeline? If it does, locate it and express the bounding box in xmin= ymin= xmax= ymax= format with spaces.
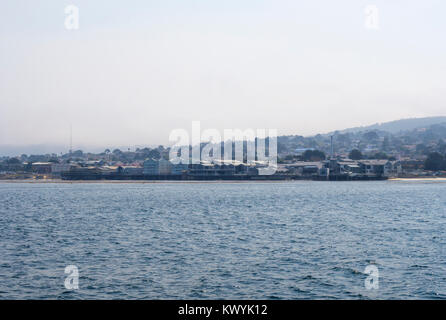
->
xmin=348 ymin=149 xmax=396 ymax=161
xmin=424 ymin=152 xmax=446 ymax=171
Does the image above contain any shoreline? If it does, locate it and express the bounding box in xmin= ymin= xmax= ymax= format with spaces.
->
xmin=388 ymin=177 xmax=446 ymax=181
xmin=0 ymin=179 xmax=292 ymax=184
xmin=1 ymin=177 xmax=446 ymax=183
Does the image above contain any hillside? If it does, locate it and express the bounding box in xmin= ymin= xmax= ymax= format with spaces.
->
xmin=277 ymin=117 xmax=446 ymax=158
xmin=329 ymin=116 xmax=446 ymax=135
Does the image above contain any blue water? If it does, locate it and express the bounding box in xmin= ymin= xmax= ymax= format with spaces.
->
xmin=0 ymin=181 xmax=445 ymax=299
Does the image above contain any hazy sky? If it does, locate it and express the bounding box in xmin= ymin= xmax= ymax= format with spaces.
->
xmin=1 ymin=0 xmax=445 ymax=152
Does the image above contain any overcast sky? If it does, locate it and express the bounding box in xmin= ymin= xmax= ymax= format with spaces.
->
xmin=1 ymin=0 xmax=445 ymax=152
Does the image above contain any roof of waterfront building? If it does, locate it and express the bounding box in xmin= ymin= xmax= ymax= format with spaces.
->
xmin=285 ymin=161 xmax=323 ymax=168
xmin=358 ymin=160 xmax=390 ymax=165
xmin=337 ymin=161 xmax=360 ymax=166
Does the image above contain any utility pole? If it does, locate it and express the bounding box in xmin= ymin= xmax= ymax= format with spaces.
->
xmin=69 ymin=124 xmax=73 ymax=156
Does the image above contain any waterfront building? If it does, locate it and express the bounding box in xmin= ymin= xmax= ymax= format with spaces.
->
xmin=384 ymin=161 xmax=402 ymax=177
xmin=358 ymin=160 xmax=389 ymax=176
xmin=51 ymin=163 xmax=73 ymax=177
xmin=31 ymin=162 xmax=53 ymax=174
xmin=143 ymin=159 xmax=172 ymax=175
xmin=171 ymin=163 xmax=189 ymax=175
xmin=284 ymin=161 xmax=323 ymax=176
xmin=158 ymin=159 xmax=172 ymax=175
xmin=63 ymin=166 xmax=102 ymax=179
xmin=337 ymin=161 xmax=361 ymax=174
xmin=121 ymin=166 xmax=143 ymax=175
xmin=143 ymin=159 xmax=159 ymax=175
xmin=317 ymin=159 xmax=402 ymax=178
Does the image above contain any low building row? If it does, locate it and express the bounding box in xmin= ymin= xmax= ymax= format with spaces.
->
xmin=327 ymin=159 xmax=402 ymax=177
xmin=142 ymin=159 xmax=259 ymax=176
xmin=281 ymin=159 xmax=403 ymax=178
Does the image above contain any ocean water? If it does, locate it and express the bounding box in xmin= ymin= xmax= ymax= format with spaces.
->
xmin=0 ymin=181 xmax=445 ymax=299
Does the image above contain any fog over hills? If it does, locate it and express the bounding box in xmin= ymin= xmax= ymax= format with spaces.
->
xmin=327 ymin=116 xmax=446 ymax=135
xmin=1 ymin=116 xmax=446 ymax=157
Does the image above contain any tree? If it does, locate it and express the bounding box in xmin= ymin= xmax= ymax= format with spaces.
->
xmin=425 ymin=152 xmax=446 ymax=171
xmin=371 ymin=152 xmax=388 ymax=160
xmin=112 ymin=149 xmax=122 ymax=155
xmin=6 ymin=158 xmax=21 ymax=165
xmin=147 ymin=149 xmax=161 ymax=160
xmin=302 ymin=150 xmax=325 ymax=161
xmin=349 ymin=149 xmax=363 ymax=160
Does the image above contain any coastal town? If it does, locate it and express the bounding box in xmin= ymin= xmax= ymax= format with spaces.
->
xmin=0 ymin=156 xmax=412 ymax=181
xmin=1 ymin=117 xmax=446 ymax=181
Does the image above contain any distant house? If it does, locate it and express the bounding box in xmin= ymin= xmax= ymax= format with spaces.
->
xmin=31 ymin=162 xmax=53 ymax=174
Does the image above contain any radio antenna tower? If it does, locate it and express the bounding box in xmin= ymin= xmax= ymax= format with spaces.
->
xmin=69 ymin=124 xmax=73 ymax=155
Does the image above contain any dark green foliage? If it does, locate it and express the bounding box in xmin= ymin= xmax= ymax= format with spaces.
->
xmin=349 ymin=149 xmax=363 ymax=160
xmin=302 ymin=150 xmax=325 ymax=161
xmin=424 ymin=152 xmax=446 ymax=171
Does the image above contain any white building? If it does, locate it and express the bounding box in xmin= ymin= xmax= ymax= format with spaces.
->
xmin=143 ymin=159 xmax=173 ymax=175
xmin=158 ymin=159 xmax=172 ymax=175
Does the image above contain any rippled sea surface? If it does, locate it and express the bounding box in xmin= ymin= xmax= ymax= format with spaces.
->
xmin=0 ymin=181 xmax=446 ymax=299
